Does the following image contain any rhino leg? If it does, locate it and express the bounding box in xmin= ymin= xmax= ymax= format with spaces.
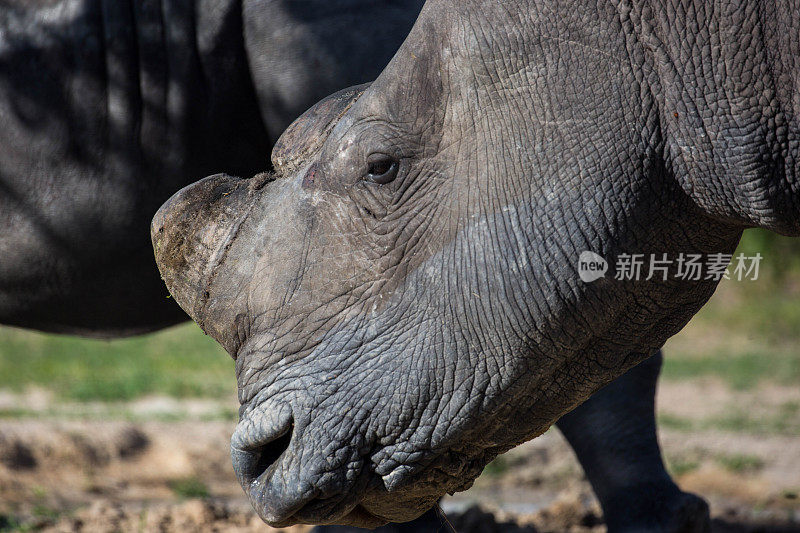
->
xmin=556 ymin=351 xmax=710 ymax=533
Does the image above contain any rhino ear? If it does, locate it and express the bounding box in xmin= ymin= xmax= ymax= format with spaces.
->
xmin=271 ymin=83 xmax=371 ymax=175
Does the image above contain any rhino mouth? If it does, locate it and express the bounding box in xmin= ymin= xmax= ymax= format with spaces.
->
xmin=228 ymin=388 xmax=503 ymax=527
xmin=231 ymin=444 xmax=438 ymax=528
xmin=227 ymin=381 xmax=486 ymax=527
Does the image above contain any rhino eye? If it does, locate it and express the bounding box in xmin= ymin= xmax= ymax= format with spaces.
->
xmin=365 ymin=153 xmax=399 ymax=184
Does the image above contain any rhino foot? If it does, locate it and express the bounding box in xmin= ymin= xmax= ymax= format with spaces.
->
xmin=606 ymin=490 xmax=710 ymax=533
xmin=660 ymin=492 xmax=711 ymax=533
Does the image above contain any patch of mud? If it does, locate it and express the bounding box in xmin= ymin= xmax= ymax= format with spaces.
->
xmin=1 ymin=391 xmax=798 ymax=532
xmin=21 ymin=498 xmax=800 ymax=533
xmin=0 ymin=420 xmax=239 ymax=514
xmin=35 ymin=499 xmax=309 ymax=533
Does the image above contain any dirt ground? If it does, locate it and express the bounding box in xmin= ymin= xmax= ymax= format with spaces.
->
xmin=1 ymin=381 xmax=799 ymax=533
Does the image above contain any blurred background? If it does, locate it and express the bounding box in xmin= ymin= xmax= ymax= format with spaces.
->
xmin=1 ymin=229 xmax=798 ymax=532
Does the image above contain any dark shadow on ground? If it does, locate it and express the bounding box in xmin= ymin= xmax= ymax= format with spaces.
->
xmin=312 ymin=506 xmax=800 ymax=533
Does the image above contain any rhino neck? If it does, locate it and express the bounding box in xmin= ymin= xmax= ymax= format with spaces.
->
xmin=241 ymin=0 xmax=425 ymax=142
xmin=626 ymin=0 xmax=800 ymax=235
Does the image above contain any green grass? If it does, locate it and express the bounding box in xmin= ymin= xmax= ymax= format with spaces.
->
xmin=662 ymin=349 xmax=800 ymax=390
xmin=657 ymin=413 xmax=695 ymax=432
xmin=708 ymin=407 xmax=800 ymax=434
xmin=0 ymin=515 xmax=22 ymax=532
xmin=0 ymin=406 xmax=238 ymax=422
xmin=657 ymin=403 xmax=800 ymax=436
xmin=482 ymin=455 xmax=510 ymax=477
xmin=715 ymin=453 xmax=764 ymax=473
xmin=0 ymin=488 xmax=64 ymax=532
xmin=687 ymin=290 xmax=800 ymax=345
xmin=666 ymin=458 xmax=700 ymax=477
xmin=735 ymin=229 xmax=800 ymax=285
xmin=661 ymin=229 xmax=800 ymax=389
xmin=0 ymin=323 xmax=232 ymax=402
xmin=169 ymin=477 xmax=210 ymax=499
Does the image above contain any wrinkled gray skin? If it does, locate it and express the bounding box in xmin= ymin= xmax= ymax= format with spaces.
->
xmin=153 ymin=0 xmax=799 ymax=529
xmin=314 ymin=352 xmax=710 ymax=533
xmin=0 ymin=0 xmax=424 ymax=336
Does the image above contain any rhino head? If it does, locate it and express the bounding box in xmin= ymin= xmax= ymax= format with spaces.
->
xmin=152 ymin=0 xmax=798 ymax=527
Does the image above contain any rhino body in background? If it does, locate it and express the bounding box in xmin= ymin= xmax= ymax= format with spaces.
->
xmin=0 ymin=0 xmax=424 ymax=336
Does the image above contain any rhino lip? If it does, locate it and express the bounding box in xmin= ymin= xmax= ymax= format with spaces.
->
xmin=258 ymin=502 xmax=388 ymax=529
xmin=336 ymin=505 xmax=388 ymax=528
xmin=236 ymin=445 xmax=387 ymax=528
xmin=258 ymin=496 xmax=389 ymax=529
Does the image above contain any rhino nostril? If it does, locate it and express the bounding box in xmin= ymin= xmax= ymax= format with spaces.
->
xmin=249 ymin=426 xmax=293 ymax=481
xmin=231 ymin=403 xmax=295 ymax=491
xmin=231 ymin=413 xmax=294 ymax=488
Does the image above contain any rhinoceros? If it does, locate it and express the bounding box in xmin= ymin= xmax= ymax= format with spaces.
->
xmin=1 ymin=2 xmax=699 ymax=532
xmin=153 ymin=0 xmax=798 ymax=530
xmin=1 ymin=3 xmax=695 ymax=532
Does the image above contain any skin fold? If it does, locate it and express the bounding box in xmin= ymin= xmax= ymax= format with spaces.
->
xmin=152 ymin=0 xmax=798 ymax=529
